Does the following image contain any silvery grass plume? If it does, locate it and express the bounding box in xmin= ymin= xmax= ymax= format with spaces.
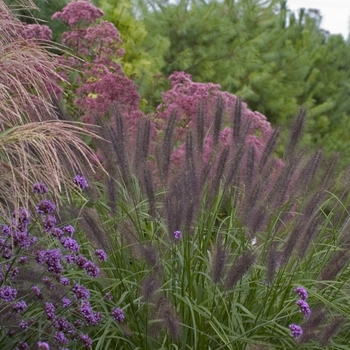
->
xmin=0 ymin=1 xmax=103 ymax=214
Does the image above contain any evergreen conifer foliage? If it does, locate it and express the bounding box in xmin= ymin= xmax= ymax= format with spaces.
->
xmin=138 ymin=0 xmax=350 ymax=162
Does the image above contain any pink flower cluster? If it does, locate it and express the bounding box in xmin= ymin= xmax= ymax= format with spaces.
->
xmin=154 ymin=71 xmax=273 ymax=172
xmin=20 ymin=24 xmax=52 ymax=41
xmin=51 ymin=0 xmax=104 ymax=27
xmin=51 ymin=0 xmax=142 ymax=133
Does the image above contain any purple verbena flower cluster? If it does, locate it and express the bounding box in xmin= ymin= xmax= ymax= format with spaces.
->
xmin=295 ymin=286 xmax=308 ymax=300
xmin=33 ymin=183 xmax=49 ymax=194
xmin=61 ymin=237 xmax=80 ymax=253
xmin=44 ymin=303 xmax=56 ymax=322
xmin=72 ymin=283 xmax=90 ymax=300
xmin=111 ymin=307 xmax=125 ymax=323
xmin=12 ymin=300 xmax=27 ymax=313
xmin=95 ymin=249 xmax=107 ymax=261
xmin=36 ymin=200 xmax=55 ymax=215
xmin=37 ymin=249 xmax=63 ymax=275
xmin=289 ymin=324 xmax=303 ymax=339
xmin=296 ymin=299 xmax=311 ymax=318
xmin=0 ymin=286 xmax=18 ymax=302
xmin=73 ymin=175 xmax=88 ymax=190
xmin=80 ymin=300 xmax=103 ymax=325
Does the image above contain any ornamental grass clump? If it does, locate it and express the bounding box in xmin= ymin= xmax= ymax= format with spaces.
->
xmin=0 ymin=182 xmax=124 ymax=349
xmin=60 ymin=100 xmax=350 ymax=348
xmin=0 ymin=0 xmax=103 ymax=215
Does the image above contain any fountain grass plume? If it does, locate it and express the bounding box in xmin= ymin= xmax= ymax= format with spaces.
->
xmin=224 ymin=250 xmax=257 ymax=290
xmin=160 ymin=111 xmax=177 ymax=184
xmin=213 ymin=96 xmax=224 ymax=147
xmin=285 ymin=107 xmax=306 ymax=159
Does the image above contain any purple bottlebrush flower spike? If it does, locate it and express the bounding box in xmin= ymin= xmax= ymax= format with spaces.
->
xmin=296 ymin=299 xmax=311 ymax=318
xmin=289 ymin=324 xmax=303 ymax=339
xmin=295 ymin=286 xmax=308 ymax=300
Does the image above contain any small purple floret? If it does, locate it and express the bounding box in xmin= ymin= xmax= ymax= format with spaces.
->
xmin=62 ymin=298 xmax=71 ymax=307
xmin=60 ymin=277 xmax=70 ymax=286
xmin=174 ymin=230 xmax=182 ymax=240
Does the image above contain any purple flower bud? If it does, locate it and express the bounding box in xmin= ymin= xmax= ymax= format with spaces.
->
xmin=62 ymin=298 xmax=71 ymax=307
xmin=32 ymin=285 xmax=41 ymax=296
xmin=95 ymin=249 xmax=107 ymax=261
xmin=174 ymin=230 xmax=182 ymax=240
xmin=43 ymin=215 xmax=56 ymax=232
xmin=295 ymin=286 xmax=308 ymax=300
xmin=16 ymin=342 xmax=29 ymax=350
xmin=111 ymin=307 xmax=125 ymax=323
xmin=2 ymin=224 xmax=11 ymax=236
xmin=18 ymin=256 xmax=28 ymax=264
xmin=52 ymin=228 xmax=64 ymax=239
xmin=63 ymin=225 xmax=75 ymax=236
xmin=289 ymin=324 xmax=303 ymax=339
xmin=33 ymin=183 xmax=48 ymax=194
xmin=37 ymin=341 xmax=50 ymax=350
xmin=80 ymin=334 xmax=93 ymax=348
xmin=60 ymin=277 xmax=70 ymax=286
xmin=13 ymin=300 xmax=27 ymax=313
xmin=104 ymin=292 xmax=113 ymax=300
